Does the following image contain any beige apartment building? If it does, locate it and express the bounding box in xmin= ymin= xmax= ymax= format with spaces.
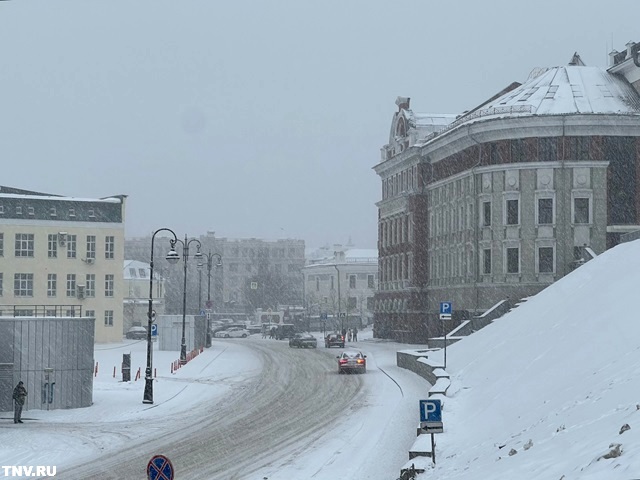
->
xmin=0 ymin=186 xmax=126 ymax=343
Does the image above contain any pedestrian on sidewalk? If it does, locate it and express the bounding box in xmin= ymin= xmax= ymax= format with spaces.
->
xmin=13 ymin=381 xmax=27 ymax=424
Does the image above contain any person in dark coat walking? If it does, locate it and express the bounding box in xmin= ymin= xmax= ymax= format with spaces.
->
xmin=13 ymin=381 xmax=27 ymax=424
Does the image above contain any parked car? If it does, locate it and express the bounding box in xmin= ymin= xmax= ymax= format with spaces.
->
xmin=337 ymin=350 xmax=367 ymax=374
xmin=325 ymin=333 xmax=345 ymax=348
xmin=214 ymin=327 xmax=250 ymax=338
xmin=125 ymin=326 xmax=147 ymax=340
xmin=289 ymin=333 xmax=318 ymax=348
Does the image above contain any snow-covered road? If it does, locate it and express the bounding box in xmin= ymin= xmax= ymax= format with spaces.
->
xmin=2 ymin=333 xmax=431 ymax=480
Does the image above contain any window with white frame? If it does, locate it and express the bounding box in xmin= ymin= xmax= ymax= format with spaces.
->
xmin=105 ymin=236 xmax=115 ymax=259
xmin=367 ymin=274 xmax=374 ymax=289
xmin=85 ymin=274 xmax=95 ymax=297
xmin=14 ymin=273 xmax=33 ymax=296
xmin=105 ymin=274 xmax=114 ymax=297
xmin=14 ymin=233 xmax=34 ymax=257
xmin=0 ymin=233 xmax=3 ymax=256
xmin=67 ymin=235 xmax=77 ymax=258
xmin=0 ymin=272 xmax=3 ymax=295
xmin=349 ymin=275 xmax=356 ymax=289
xmin=47 ymin=274 xmax=57 ymax=297
xmin=104 ymin=310 xmax=114 ymax=326
xmin=86 ymin=235 xmax=96 ymax=259
xmin=48 ymin=234 xmax=58 ymax=258
xmin=66 ymin=274 xmax=76 ymax=297
xmin=85 ymin=310 xmax=95 ymax=318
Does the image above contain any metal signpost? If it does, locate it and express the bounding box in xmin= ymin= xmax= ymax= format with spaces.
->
xmin=439 ymin=302 xmax=452 ymax=369
xmin=147 ymin=454 xmax=174 ymax=480
xmin=419 ymin=399 xmax=443 ymax=464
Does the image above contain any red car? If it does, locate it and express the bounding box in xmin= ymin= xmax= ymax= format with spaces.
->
xmin=337 ymin=350 xmax=367 ymax=374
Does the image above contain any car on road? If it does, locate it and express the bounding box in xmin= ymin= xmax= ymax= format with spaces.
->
xmin=289 ymin=333 xmax=318 ymax=348
xmin=337 ymin=350 xmax=367 ymax=374
xmin=324 ymin=333 xmax=345 ymax=348
xmin=214 ymin=327 xmax=250 ymax=338
xmin=125 ymin=326 xmax=147 ymax=340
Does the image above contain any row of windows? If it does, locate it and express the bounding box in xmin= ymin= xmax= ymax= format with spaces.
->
xmin=0 ymin=233 xmax=115 ymax=259
xmin=227 ymin=246 xmax=303 ymax=258
xmin=3 ymin=308 xmax=115 ymax=326
xmin=481 ymin=246 xmax=554 ymax=275
xmin=429 ymin=195 xmax=592 ymax=237
xmin=0 ymin=273 xmax=115 ymax=297
xmin=312 ymin=274 xmax=376 ymax=291
xmin=226 ymin=263 xmax=300 ymax=273
xmin=0 ymin=206 xmax=97 ymax=218
xmin=382 ymin=165 xmax=419 ymax=200
xmin=380 ymin=214 xmax=412 ymax=248
xmin=481 ymin=197 xmax=590 ymax=227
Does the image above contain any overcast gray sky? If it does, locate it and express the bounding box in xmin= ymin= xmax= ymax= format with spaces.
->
xmin=1 ymin=1 xmax=637 ymax=249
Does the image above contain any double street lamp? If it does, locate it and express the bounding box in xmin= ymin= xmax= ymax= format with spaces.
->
xmin=198 ymin=251 xmax=222 ymax=347
xmin=143 ymin=228 xmax=179 ymax=405
xmin=174 ymin=235 xmax=203 ymax=365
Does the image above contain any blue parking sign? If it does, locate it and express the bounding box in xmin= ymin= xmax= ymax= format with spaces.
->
xmin=151 ymin=324 xmax=158 ymax=337
xmin=440 ymin=302 xmax=452 ymax=315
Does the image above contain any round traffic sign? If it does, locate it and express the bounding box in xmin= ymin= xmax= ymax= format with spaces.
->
xmin=147 ymin=454 xmax=174 ymax=480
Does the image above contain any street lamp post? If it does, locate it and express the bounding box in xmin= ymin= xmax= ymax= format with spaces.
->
xmin=174 ymin=235 xmax=203 ymax=365
xmin=199 ymin=251 xmax=222 ymax=348
xmin=143 ymin=228 xmax=179 ymax=405
xmin=333 ymin=264 xmax=342 ymax=333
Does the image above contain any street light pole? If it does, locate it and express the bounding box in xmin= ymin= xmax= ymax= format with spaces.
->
xmin=174 ymin=235 xmax=203 ymax=365
xmin=199 ymin=251 xmax=222 ymax=348
xmin=143 ymin=228 xmax=179 ymax=404
xmin=333 ymin=264 xmax=342 ymax=333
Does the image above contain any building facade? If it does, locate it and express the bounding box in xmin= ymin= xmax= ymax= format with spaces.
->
xmin=373 ymin=43 xmax=640 ymax=343
xmin=303 ymin=246 xmax=378 ymax=331
xmin=0 ymin=186 xmax=126 ymax=342
xmin=123 ymin=259 xmax=167 ymax=333
xmin=125 ymin=233 xmax=306 ymax=318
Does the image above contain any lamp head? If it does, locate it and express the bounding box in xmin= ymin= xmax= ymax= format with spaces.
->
xmin=194 ymin=245 xmax=203 ymax=261
xmin=166 ymin=242 xmax=180 ymax=264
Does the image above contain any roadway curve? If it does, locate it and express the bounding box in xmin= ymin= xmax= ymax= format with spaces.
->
xmin=57 ymin=339 xmax=364 ymax=479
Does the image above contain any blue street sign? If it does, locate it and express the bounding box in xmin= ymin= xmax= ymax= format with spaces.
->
xmin=320 ymin=313 xmax=328 ymax=320
xmin=150 ymin=324 xmax=158 ymax=337
xmin=420 ymin=399 xmax=442 ymax=423
xmin=440 ymin=302 xmax=452 ymax=315
xmin=147 ymin=454 xmax=174 ymax=480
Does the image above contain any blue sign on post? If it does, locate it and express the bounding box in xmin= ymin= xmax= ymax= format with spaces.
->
xmin=147 ymin=454 xmax=174 ymax=480
xmin=439 ymin=302 xmax=452 ymax=315
xmin=151 ymin=324 xmax=158 ymax=337
xmin=419 ymin=399 xmax=442 ymax=423
xmin=320 ymin=313 xmax=328 ymax=320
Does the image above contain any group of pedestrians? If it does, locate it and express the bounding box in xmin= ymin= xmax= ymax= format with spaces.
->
xmin=341 ymin=327 xmax=358 ymax=342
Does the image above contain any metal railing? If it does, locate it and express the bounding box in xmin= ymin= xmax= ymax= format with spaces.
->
xmin=0 ymin=305 xmax=84 ymax=318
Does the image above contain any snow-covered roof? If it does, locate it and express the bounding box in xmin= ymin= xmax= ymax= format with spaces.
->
xmin=429 ymin=66 xmax=640 ymax=139
xmin=482 ymin=66 xmax=640 ymax=115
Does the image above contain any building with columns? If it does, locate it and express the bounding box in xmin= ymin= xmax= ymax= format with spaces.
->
xmin=373 ymin=42 xmax=640 ymax=343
